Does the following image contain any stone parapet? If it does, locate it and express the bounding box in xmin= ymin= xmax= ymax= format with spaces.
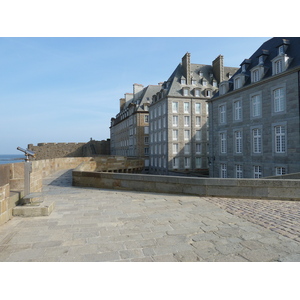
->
xmin=73 ymin=170 xmax=300 ymax=201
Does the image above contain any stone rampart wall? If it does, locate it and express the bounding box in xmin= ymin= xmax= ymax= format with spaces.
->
xmin=73 ymin=170 xmax=300 ymax=201
xmin=28 ymin=140 xmax=110 ymax=160
xmin=0 ymin=157 xmax=91 ymax=226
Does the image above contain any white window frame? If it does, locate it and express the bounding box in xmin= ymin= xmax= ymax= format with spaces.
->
xmin=234 ymin=130 xmax=242 ymax=154
xmin=275 ymin=166 xmax=286 ymax=176
xmin=184 ymin=102 xmax=190 ymax=113
xmin=273 ymin=87 xmax=285 ymax=113
xmin=195 ymin=130 xmax=202 ymax=141
xmin=172 ymin=129 xmax=178 ymax=141
xmin=184 ymin=116 xmax=190 ymax=127
xmin=253 ymin=166 xmax=262 ymax=178
xmin=219 ymin=104 xmax=226 ymax=124
xmin=274 ymin=125 xmax=286 ymax=153
xmin=173 ymin=143 xmax=179 ymax=154
xmin=184 ymin=157 xmax=190 ymax=168
xmin=184 ymin=130 xmax=190 ymax=141
xmin=251 ymin=93 xmax=262 ymax=118
xmin=184 ymin=143 xmax=190 ymax=154
xmin=172 ymin=115 xmax=178 ymax=127
xmin=195 ymin=116 xmax=201 ymax=127
xmin=195 ymin=157 xmax=202 ymax=168
xmin=173 ymin=157 xmax=179 ymax=169
xmin=195 ymin=103 xmax=201 ymax=114
xmin=252 ymin=128 xmax=262 ymax=154
xmin=172 ymin=102 xmax=178 ymax=113
xmin=220 ymin=163 xmax=227 ymax=178
xmin=220 ymin=132 xmax=227 ymax=154
xmin=233 ymin=99 xmax=242 ymax=121
xmin=195 ymin=143 xmax=202 ymax=154
xmin=235 ymin=165 xmax=243 ymax=178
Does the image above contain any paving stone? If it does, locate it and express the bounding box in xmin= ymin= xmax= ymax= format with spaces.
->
xmin=1 ymin=169 xmax=300 ymax=262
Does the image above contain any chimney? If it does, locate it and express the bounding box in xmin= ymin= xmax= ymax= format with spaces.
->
xmin=212 ymin=55 xmax=224 ymax=83
xmin=119 ymin=98 xmax=126 ymax=111
xmin=133 ymin=83 xmax=144 ymax=98
xmin=182 ymin=52 xmax=191 ymax=85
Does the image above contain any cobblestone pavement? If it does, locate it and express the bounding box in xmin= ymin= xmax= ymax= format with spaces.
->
xmin=206 ymin=197 xmax=300 ymax=243
xmin=0 ymin=169 xmax=300 ymax=262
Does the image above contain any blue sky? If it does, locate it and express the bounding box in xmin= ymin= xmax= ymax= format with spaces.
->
xmin=0 ymin=37 xmax=271 ymax=154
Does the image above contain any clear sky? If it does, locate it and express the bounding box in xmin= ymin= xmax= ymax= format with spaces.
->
xmin=0 ymin=37 xmax=271 ymax=154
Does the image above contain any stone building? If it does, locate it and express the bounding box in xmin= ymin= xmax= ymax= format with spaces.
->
xmin=208 ymin=37 xmax=300 ymax=178
xmin=110 ymin=84 xmax=161 ymax=169
xmin=149 ymin=53 xmax=238 ymax=175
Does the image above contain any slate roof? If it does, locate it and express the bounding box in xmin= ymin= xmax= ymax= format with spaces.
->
xmin=161 ymin=62 xmax=237 ymax=98
xmin=212 ymin=37 xmax=300 ymax=97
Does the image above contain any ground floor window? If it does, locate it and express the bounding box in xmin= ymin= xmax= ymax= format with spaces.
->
xmin=253 ymin=165 xmax=262 ymax=178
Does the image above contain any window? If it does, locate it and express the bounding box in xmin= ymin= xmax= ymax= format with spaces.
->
xmin=252 ymin=69 xmax=259 ymax=82
xmin=251 ymin=94 xmax=261 ymax=118
xmin=194 ymin=89 xmax=201 ymax=97
xmin=202 ymin=79 xmax=207 ymax=86
xmin=213 ymin=80 xmax=217 ymax=87
xmin=274 ymin=59 xmax=283 ymax=75
xmin=233 ymin=100 xmax=242 ymax=121
xmin=273 ymin=88 xmax=285 ymax=113
xmin=172 ymin=102 xmax=178 ymax=113
xmin=219 ymin=104 xmax=226 ymax=124
xmin=220 ymin=132 xmax=227 ymax=154
xmin=275 ymin=167 xmax=286 ymax=176
xmin=173 ymin=157 xmax=179 ymax=168
xmin=196 ymin=116 xmax=201 ymax=127
xmin=172 ymin=115 xmax=178 ymax=127
xmin=279 ymin=45 xmax=284 ymax=55
xmin=184 ymin=130 xmax=190 ymax=140
xmin=184 ymin=143 xmax=190 ymax=154
xmin=184 ymin=116 xmax=190 ymax=127
xmin=173 ymin=143 xmax=178 ymax=154
xmin=144 ymin=136 xmax=149 ymax=144
xmin=206 ymin=90 xmax=212 ymax=98
xmin=275 ymin=125 xmax=286 ymax=153
xmin=234 ymin=130 xmax=242 ymax=154
xmin=195 ymin=143 xmax=202 ymax=154
xmin=172 ymin=129 xmax=178 ymax=141
xmin=220 ymin=164 xmax=227 ymax=178
xmin=195 ymin=103 xmax=201 ymax=114
xmin=144 ymin=147 xmax=149 ymax=155
xmin=259 ymin=56 xmax=264 ymax=64
xmin=195 ymin=157 xmax=202 ymax=168
xmin=183 ymin=88 xmax=189 ymax=96
xmin=144 ymin=126 xmax=149 ymax=134
xmin=192 ymin=79 xmax=197 ymax=85
xmin=253 ymin=128 xmax=262 ymax=153
xmin=184 ymin=102 xmax=190 ymax=113
xmin=235 ymin=165 xmax=243 ymax=178
xmin=234 ymin=77 xmax=241 ymax=89
xmin=181 ymin=78 xmax=186 ymax=85
xmin=144 ymin=115 xmax=149 ymax=123
xmin=195 ymin=130 xmax=202 ymax=141
xmin=253 ymin=166 xmax=262 ymax=178
xmin=184 ymin=157 xmax=190 ymax=168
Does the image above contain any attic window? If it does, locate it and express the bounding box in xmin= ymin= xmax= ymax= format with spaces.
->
xmin=199 ymin=71 xmax=203 ymax=77
xmin=259 ymin=56 xmax=264 ymax=65
xmin=213 ymin=80 xmax=217 ymax=87
xmin=192 ymin=79 xmax=197 ymax=85
xmin=202 ymin=79 xmax=207 ymax=86
xmin=241 ymin=64 xmax=246 ymax=72
xmin=278 ymin=45 xmax=284 ymax=55
xmin=181 ymin=77 xmax=186 ymax=85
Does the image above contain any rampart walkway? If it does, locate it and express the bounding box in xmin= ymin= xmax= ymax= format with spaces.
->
xmin=0 ymin=169 xmax=300 ymax=262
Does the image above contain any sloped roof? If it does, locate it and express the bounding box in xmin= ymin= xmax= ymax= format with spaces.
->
xmin=214 ymin=37 xmax=300 ymax=97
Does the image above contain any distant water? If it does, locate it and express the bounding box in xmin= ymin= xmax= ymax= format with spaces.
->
xmin=0 ymin=154 xmax=24 ymax=165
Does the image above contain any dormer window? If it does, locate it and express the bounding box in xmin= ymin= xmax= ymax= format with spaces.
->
xmin=181 ymin=77 xmax=186 ymax=85
xmin=259 ymin=56 xmax=264 ymax=65
xmin=279 ymin=45 xmax=285 ymax=55
xmin=241 ymin=64 xmax=246 ymax=72
xmin=194 ymin=88 xmax=201 ymax=97
xmin=212 ymin=80 xmax=217 ymax=87
xmin=234 ymin=77 xmax=241 ymax=89
xmin=205 ymin=89 xmax=212 ymax=98
xmin=202 ymin=79 xmax=207 ymax=86
xmin=191 ymin=79 xmax=197 ymax=85
xmin=252 ymin=69 xmax=260 ymax=83
xmin=274 ymin=59 xmax=283 ymax=74
xmin=182 ymin=87 xmax=189 ymax=96
xmin=219 ymin=81 xmax=230 ymax=95
xmin=199 ymin=71 xmax=203 ymax=77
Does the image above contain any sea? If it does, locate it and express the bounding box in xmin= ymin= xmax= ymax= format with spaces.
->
xmin=0 ymin=154 xmax=25 ymax=165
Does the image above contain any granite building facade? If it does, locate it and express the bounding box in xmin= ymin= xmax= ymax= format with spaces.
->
xmin=208 ymin=37 xmax=300 ymax=178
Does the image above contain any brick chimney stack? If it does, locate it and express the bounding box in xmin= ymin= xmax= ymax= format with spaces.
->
xmin=182 ymin=52 xmax=191 ymax=85
xmin=212 ymin=55 xmax=224 ymax=83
